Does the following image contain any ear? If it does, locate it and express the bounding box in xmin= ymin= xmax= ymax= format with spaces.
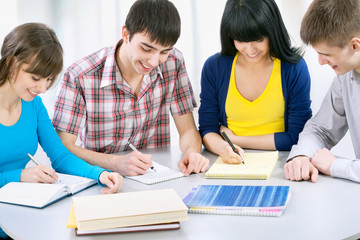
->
xmin=350 ymin=37 xmax=360 ymax=51
xmin=122 ymin=26 xmax=130 ymax=43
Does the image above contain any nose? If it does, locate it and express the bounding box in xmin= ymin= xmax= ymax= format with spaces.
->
xmin=246 ymin=43 xmax=257 ymax=55
xmin=148 ymin=53 xmax=160 ymax=67
xmin=36 ymin=79 xmax=48 ymax=93
xmin=317 ymin=54 xmax=328 ymax=65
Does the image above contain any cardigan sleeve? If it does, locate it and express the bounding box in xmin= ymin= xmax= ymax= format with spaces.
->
xmin=274 ymin=58 xmax=312 ymax=150
xmin=198 ymin=54 xmax=224 ymax=137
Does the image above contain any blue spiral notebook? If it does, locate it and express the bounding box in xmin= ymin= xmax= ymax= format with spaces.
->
xmin=183 ymin=185 xmax=290 ymax=217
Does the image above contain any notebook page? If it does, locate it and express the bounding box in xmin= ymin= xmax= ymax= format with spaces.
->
xmin=126 ymin=161 xmax=185 ymax=184
xmin=56 ymin=173 xmax=97 ymax=194
xmin=205 ymin=151 xmax=278 ymax=179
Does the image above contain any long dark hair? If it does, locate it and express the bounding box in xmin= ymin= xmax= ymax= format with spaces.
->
xmin=220 ymin=0 xmax=302 ymax=64
xmin=0 ymin=22 xmax=63 ymax=88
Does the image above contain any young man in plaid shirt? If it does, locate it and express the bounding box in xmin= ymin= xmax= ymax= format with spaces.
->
xmin=52 ymin=0 xmax=209 ymax=176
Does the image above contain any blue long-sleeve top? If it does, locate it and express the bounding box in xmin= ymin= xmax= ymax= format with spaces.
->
xmin=0 ymin=96 xmax=106 ymax=187
xmin=198 ymin=53 xmax=312 ymax=151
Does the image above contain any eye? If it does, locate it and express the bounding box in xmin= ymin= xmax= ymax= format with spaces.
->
xmin=141 ymin=46 xmax=151 ymax=52
xmin=32 ymin=76 xmax=40 ymax=81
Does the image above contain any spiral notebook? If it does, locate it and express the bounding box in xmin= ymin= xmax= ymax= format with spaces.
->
xmin=183 ymin=185 xmax=290 ymax=217
xmin=126 ymin=161 xmax=185 ymax=185
xmin=205 ymin=151 xmax=278 ymax=180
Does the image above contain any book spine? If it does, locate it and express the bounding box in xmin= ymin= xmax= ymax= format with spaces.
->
xmin=204 ymin=173 xmax=268 ymax=180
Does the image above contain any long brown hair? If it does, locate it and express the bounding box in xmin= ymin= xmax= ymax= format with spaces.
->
xmin=0 ymin=22 xmax=63 ymax=88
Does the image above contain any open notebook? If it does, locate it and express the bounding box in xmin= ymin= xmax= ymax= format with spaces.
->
xmin=0 ymin=173 xmax=96 ymax=208
xmin=126 ymin=161 xmax=185 ymax=184
xmin=205 ymin=151 xmax=279 ymax=180
xmin=183 ymin=185 xmax=290 ymax=217
xmin=67 ymin=205 xmax=180 ymax=235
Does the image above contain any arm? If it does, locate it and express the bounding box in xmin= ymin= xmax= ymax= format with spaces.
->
xmin=36 ymin=97 xmax=122 ymax=193
xmin=173 ymin=113 xmax=209 ymax=176
xmin=284 ymin=76 xmax=348 ymax=182
xmin=56 ymin=130 xmax=152 ymax=176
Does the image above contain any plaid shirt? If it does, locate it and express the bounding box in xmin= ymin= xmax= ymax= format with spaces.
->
xmin=52 ymin=41 xmax=196 ymax=153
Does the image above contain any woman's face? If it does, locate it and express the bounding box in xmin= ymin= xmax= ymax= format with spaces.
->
xmin=234 ymin=37 xmax=270 ymax=63
xmin=10 ymin=63 xmax=52 ymax=101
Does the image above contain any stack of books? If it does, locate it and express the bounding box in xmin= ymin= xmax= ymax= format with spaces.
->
xmin=67 ymin=188 xmax=188 ymax=236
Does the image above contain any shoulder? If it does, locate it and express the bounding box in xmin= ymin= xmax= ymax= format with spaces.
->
xmin=66 ymin=46 xmax=114 ymax=79
xmin=203 ymin=53 xmax=234 ymax=68
xmin=281 ymin=57 xmax=309 ymax=73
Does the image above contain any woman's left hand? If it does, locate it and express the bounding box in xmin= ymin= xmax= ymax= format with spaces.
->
xmin=99 ymin=171 xmax=123 ymax=194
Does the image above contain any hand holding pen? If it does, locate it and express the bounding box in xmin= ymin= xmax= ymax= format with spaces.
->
xmin=220 ymin=131 xmax=245 ymax=164
xmin=127 ymin=141 xmax=157 ymax=172
xmin=24 ymin=154 xmax=61 ymax=183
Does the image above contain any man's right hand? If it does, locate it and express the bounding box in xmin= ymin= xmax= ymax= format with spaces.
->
xmin=114 ymin=151 xmax=153 ymax=176
xmin=284 ymin=156 xmax=319 ymax=183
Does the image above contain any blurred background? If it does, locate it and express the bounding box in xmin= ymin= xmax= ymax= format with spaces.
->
xmin=0 ymin=0 xmax=354 ymax=159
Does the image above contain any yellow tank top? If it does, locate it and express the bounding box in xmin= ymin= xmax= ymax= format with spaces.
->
xmin=225 ymin=53 xmax=285 ymax=136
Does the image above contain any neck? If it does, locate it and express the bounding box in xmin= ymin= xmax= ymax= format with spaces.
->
xmin=0 ymin=82 xmax=21 ymax=111
xmin=116 ymin=43 xmax=144 ymax=84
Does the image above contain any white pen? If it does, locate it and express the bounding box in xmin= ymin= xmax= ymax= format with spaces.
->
xmin=126 ymin=140 xmax=157 ymax=172
xmin=27 ymin=153 xmax=61 ymax=183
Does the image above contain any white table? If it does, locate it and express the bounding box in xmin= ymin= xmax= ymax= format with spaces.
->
xmin=1 ymin=147 xmax=359 ymax=240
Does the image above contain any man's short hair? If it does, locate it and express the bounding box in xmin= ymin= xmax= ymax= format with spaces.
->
xmin=125 ymin=0 xmax=181 ymax=47
xmin=300 ymin=0 xmax=360 ymax=47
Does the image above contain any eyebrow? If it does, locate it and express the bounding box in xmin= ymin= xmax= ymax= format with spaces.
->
xmin=141 ymin=42 xmax=173 ymax=52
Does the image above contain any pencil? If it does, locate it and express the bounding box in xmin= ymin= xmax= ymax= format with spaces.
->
xmin=127 ymin=141 xmax=157 ymax=172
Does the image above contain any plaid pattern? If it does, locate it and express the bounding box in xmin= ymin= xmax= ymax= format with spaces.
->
xmin=52 ymin=41 xmax=196 ymax=153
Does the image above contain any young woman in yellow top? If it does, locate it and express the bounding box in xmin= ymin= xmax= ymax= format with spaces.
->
xmin=198 ymin=0 xmax=312 ymax=163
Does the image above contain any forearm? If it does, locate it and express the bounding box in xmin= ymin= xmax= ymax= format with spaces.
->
xmin=62 ymin=142 xmax=119 ymax=172
xmin=230 ymin=134 xmax=276 ymax=150
xmin=203 ymin=132 xmax=229 ymax=155
xmin=179 ymin=129 xmax=203 ymax=154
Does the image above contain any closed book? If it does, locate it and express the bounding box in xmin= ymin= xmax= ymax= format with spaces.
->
xmin=183 ymin=185 xmax=290 ymax=217
xmin=67 ymin=205 xmax=180 ymax=235
xmin=72 ymin=188 xmax=188 ymax=231
xmin=205 ymin=151 xmax=279 ymax=180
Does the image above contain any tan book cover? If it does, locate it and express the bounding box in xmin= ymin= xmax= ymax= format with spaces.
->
xmin=72 ymin=188 xmax=188 ymax=231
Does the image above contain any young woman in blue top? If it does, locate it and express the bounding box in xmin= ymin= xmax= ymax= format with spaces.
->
xmin=0 ymin=23 xmax=122 ymax=239
xmin=198 ymin=0 xmax=312 ymax=164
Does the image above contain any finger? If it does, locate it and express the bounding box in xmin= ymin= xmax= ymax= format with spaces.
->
xmin=178 ymin=158 xmax=187 ymax=172
xmin=38 ymin=166 xmax=57 ymax=183
xmin=301 ymin=162 xmax=311 ymax=181
xmin=284 ymin=163 xmax=290 ymax=179
xmin=184 ymin=158 xmax=196 ymax=176
xmin=200 ymin=158 xmax=209 ymax=172
xmin=287 ymin=162 xmax=295 ymax=181
xmin=310 ymin=165 xmax=319 ymax=183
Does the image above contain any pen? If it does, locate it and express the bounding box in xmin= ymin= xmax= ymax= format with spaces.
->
xmin=126 ymin=141 xmax=157 ymax=172
xmin=27 ymin=153 xmax=61 ymax=183
xmin=220 ymin=131 xmax=245 ymax=164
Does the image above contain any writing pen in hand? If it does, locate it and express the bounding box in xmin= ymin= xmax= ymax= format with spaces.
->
xmin=27 ymin=153 xmax=61 ymax=183
xmin=220 ymin=131 xmax=245 ymax=164
xmin=126 ymin=141 xmax=157 ymax=172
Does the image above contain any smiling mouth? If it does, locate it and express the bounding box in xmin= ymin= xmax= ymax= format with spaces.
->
xmin=28 ymin=89 xmax=38 ymax=97
xmin=140 ymin=61 xmax=153 ymax=70
xmin=247 ymin=53 xmax=259 ymax=58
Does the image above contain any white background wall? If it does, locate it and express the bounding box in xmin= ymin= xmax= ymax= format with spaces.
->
xmin=0 ymin=0 xmax=354 ymax=159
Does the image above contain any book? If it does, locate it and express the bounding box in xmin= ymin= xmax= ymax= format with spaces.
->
xmin=205 ymin=151 xmax=279 ymax=179
xmin=0 ymin=173 xmax=96 ymax=208
xmin=67 ymin=205 xmax=180 ymax=235
xmin=183 ymin=185 xmax=290 ymax=217
xmin=126 ymin=161 xmax=185 ymax=184
xmin=72 ymin=188 xmax=189 ymax=231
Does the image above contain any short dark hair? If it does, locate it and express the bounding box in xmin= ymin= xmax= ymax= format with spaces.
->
xmin=0 ymin=22 xmax=63 ymax=88
xmin=300 ymin=0 xmax=360 ymax=47
xmin=220 ymin=0 xmax=302 ymax=64
xmin=125 ymin=0 xmax=181 ymax=47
